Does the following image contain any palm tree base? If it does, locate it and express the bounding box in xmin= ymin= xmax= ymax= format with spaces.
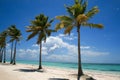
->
xmin=80 ymin=75 xmax=95 ymax=80
xmin=10 ymin=61 xmax=13 ymax=64
xmin=13 ymin=63 xmax=16 ymax=65
xmin=38 ymin=66 xmax=42 ymax=70
xmin=37 ymin=68 xmax=44 ymax=72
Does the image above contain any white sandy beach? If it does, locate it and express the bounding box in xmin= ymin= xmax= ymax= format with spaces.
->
xmin=0 ymin=63 xmax=120 ymax=80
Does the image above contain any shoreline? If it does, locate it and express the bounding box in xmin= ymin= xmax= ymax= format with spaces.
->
xmin=0 ymin=63 xmax=120 ymax=80
xmin=17 ymin=61 xmax=120 ymax=75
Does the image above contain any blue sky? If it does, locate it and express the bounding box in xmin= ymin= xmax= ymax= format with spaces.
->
xmin=0 ymin=0 xmax=120 ymax=63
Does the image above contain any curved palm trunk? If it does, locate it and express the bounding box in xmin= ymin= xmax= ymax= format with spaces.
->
xmin=0 ymin=48 xmax=3 ymax=63
xmin=10 ymin=42 xmax=13 ymax=64
xmin=38 ymin=42 xmax=42 ymax=69
xmin=77 ymin=26 xmax=83 ymax=80
xmin=13 ymin=40 xmax=17 ymax=65
xmin=3 ymin=47 xmax=6 ymax=63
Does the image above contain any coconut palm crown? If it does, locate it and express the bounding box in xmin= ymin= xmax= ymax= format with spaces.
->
xmin=55 ymin=0 xmax=103 ymax=80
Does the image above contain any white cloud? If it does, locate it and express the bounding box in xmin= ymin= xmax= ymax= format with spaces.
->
xmin=6 ymin=35 xmax=109 ymax=62
xmin=81 ymin=46 xmax=90 ymax=49
xmin=16 ymin=48 xmax=48 ymax=60
xmin=42 ymin=36 xmax=109 ymax=62
xmin=32 ymin=44 xmax=39 ymax=47
xmin=17 ymin=49 xmax=38 ymax=59
xmin=49 ymin=44 xmax=60 ymax=51
xmin=58 ymin=33 xmax=77 ymax=41
xmin=43 ymin=36 xmax=78 ymax=55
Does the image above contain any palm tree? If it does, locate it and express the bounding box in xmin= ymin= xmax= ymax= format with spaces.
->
xmin=0 ymin=34 xmax=4 ymax=63
xmin=0 ymin=31 xmax=7 ymax=63
xmin=55 ymin=0 xmax=103 ymax=79
xmin=7 ymin=25 xmax=22 ymax=65
xmin=26 ymin=14 xmax=54 ymax=70
xmin=0 ymin=45 xmax=3 ymax=63
xmin=7 ymin=25 xmax=16 ymax=64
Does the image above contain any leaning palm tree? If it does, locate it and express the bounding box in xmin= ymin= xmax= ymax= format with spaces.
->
xmin=0 ymin=31 xmax=7 ymax=63
xmin=7 ymin=25 xmax=16 ymax=64
xmin=0 ymin=45 xmax=3 ymax=63
xmin=26 ymin=14 xmax=54 ymax=70
xmin=55 ymin=0 xmax=103 ymax=79
xmin=0 ymin=33 xmax=4 ymax=63
xmin=8 ymin=25 xmax=22 ymax=65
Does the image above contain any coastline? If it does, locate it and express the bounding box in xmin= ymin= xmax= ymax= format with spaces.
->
xmin=0 ymin=63 xmax=120 ymax=80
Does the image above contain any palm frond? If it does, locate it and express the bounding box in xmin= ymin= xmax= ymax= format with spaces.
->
xmin=46 ymin=29 xmax=56 ymax=36
xmin=64 ymin=26 xmax=73 ymax=35
xmin=82 ymin=0 xmax=88 ymax=13
xmin=27 ymin=31 xmax=38 ymax=41
xmin=26 ymin=26 xmax=42 ymax=32
xmin=56 ymin=16 xmax=73 ymax=22
xmin=49 ymin=18 xmax=54 ymax=23
xmin=26 ymin=29 xmax=33 ymax=32
xmin=55 ymin=22 xmax=70 ymax=31
xmin=37 ymin=32 xmax=45 ymax=44
xmin=8 ymin=38 xmax=15 ymax=43
xmin=55 ymin=23 xmax=61 ymax=31
xmin=64 ymin=5 xmax=75 ymax=18
xmin=85 ymin=6 xmax=99 ymax=20
xmin=82 ymin=22 xmax=104 ymax=29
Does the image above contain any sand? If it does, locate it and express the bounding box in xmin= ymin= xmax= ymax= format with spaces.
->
xmin=0 ymin=63 xmax=120 ymax=80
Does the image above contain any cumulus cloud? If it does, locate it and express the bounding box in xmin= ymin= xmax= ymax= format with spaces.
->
xmin=17 ymin=49 xmax=38 ymax=59
xmin=5 ymin=35 xmax=109 ymax=62
xmin=16 ymin=48 xmax=48 ymax=60
xmin=58 ymin=33 xmax=77 ymax=41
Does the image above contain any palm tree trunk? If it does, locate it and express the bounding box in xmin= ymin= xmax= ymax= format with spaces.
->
xmin=38 ymin=42 xmax=42 ymax=69
xmin=3 ymin=47 xmax=6 ymax=63
xmin=13 ymin=40 xmax=17 ymax=65
xmin=10 ymin=42 xmax=13 ymax=64
xmin=77 ymin=26 xmax=83 ymax=80
xmin=0 ymin=48 xmax=3 ymax=63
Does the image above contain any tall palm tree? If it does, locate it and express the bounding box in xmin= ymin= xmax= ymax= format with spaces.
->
xmin=0 ymin=46 xmax=3 ymax=63
xmin=8 ymin=25 xmax=22 ymax=65
xmin=26 ymin=14 xmax=54 ymax=70
xmin=0 ymin=34 xmax=4 ymax=63
xmin=7 ymin=25 xmax=16 ymax=64
xmin=0 ymin=31 xmax=7 ymax=63
xmin=55 ymin=0 xmax=103 ymax=79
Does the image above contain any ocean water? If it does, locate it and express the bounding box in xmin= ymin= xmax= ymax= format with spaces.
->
xmin=16 ymin=60 xmax=120 ymax=74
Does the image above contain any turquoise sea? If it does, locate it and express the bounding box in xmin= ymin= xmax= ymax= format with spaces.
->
xmin=16 ymin=60 xmax=120 ymax=74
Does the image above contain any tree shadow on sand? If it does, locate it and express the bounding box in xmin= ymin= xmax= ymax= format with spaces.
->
xmin=14 ymin=68 xmax=45 ymax=73
xmin=14 ymin=68 xmax=37 ymax=72
xmin=49 ymin=78 xmax=69 ymax=80
xmin=0 ymin=63 xmax=12 ymax=66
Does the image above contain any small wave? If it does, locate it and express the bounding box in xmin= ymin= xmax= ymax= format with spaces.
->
xmin=99 ymin=69 xmax=120 ymax=72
